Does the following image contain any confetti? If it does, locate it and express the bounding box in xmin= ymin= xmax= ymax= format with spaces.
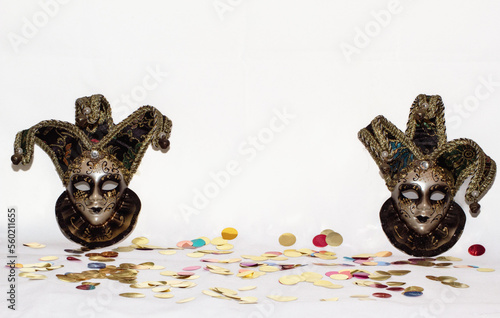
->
xmin=279 ymin=233 xmax=297 ymax=247
xmin=221 ymin=227 xmax=238 ymax=240
xmin=267 ymin=295 xmax=298 ymax=302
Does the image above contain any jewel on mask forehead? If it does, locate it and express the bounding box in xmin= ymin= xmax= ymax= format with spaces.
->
xmin=90 ymin=150 xmax=99 ymax=159
xmin=420 ymin=161 xmax=429 ymax=170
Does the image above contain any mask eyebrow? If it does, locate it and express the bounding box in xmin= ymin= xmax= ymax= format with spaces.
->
xmin=71 ymin=174 xmax=93 ymax=184
xmin=399 ymin=183 xmax=420 ymax=192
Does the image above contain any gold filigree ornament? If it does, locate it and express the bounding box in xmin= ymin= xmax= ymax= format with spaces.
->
xmin=11 ymin=94 xmax=172 ymax=248
xmin=358 ymin=94 xmax=496 ymax=256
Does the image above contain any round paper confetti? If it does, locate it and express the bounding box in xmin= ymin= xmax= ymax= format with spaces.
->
xmin=131 ymin=237 xmax=149 ymax=246
xmin=403 ymin=291 xmax=423 ymax=297
xmin=23 ymin=242 xmax=46 ymax=249
xmin=159 ymin=250 xmax=177 ymax=255
xmin=279 ymin=233 xmax=296 ymax=247
xmin=312 ymin=234 xmax=327 ymax=248
xmin=477 ymin=268 xmax=495 ymax=272
xmin=320 ymin=297 xmax=339 ymax=302
xmin=76 ymin=285 xmax=96 ymax=290
xmin=176 ymin=297 xmax=196 ymax=304
xmin=187 ymin=239 xmax=202 ymax=248
xmin=468 ymin=244 xmax=485 ymax=256
xmin=221 ymin=227 xmax=238 ymax=240
xmin=239 ymin=296 xmax=258 ymax=304
xmin=88 ymin=263 xmax=106 ymax=269
xmin=154 ymin=293 xmax=174 ymax=299
xmin=120 ymin=293 xmax=145 ymax=298
xmin=325 ymin=232 xmax=343 ymax=247
xmin=386 ymin=287 xmax=404 ymax=292
xmin=267 ymin=295 xmax=298 ymax=302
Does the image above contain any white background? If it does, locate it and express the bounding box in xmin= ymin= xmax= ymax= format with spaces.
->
xmin=1 ymin=1 xmax=500 ymax=317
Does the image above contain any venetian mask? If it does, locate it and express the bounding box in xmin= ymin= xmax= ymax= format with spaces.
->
xmin=11 ymin=94 xmax=172 ymax=248
xmin=391 ymin=161 xmax=453 ymax=236
xmin=359 ymin=94 xmax=496 ymax=256
xmin=67 ymin=154 xmax=128 ymax=226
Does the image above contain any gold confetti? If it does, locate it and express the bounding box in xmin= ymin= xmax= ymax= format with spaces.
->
xmin=154 ymin=293 xmax=174 ymax=299
xmin=152 ymin=286 xmax=171 ymax=293
xmin=131 ymin=237 xmax=149 ymax=246
xmin=186 ymin=252 xmax=205 ymax=258
xmin=279 ymin=275 xmax=302 ymax=285
xmin=23 ymin=242 xmax=46 ymax=249
xmin=159 ymin=250 xmax=177 ymax=255
xmin=216 ymin=243 xmax=234 ymax=251
xmin=313 ymin=280 xmax=343 ymax=289
xmin=210 ymin=237 xmax=227 ymax=246
xmin=221 ymin=227 xmax=238 ymax=240
xmin=330 ymin=274 xmax=349 ymax=280
xmin=176 ymin=297 xmax=195 ymax=304
xmin=375 ymin=251 xmax=392 ymax=257
xmin=259 ymin=266 xmax=280 ymax=273
xmin=442 ymin=282 xmax=469 ymax=288
xmin=119 ymin=293 xmax=146 ymax=298
xmin=325 ymin=232 xmax=343 ymax=247
xmin=239 ymin=296 xmax=258 ymax=304
xmin=279 ymin=233 xmax=297 ymax=247
xmin=320 ymin=297 xmax=339 ymax=301
xmin=477 ymin=268 xmax=495 ymax=272
xmin=267 ymin=295 xmax=298 ymax=302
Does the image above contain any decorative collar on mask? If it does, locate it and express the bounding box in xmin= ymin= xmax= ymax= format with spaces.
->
xmin=11 ymin=94 xmax=172 ymax=248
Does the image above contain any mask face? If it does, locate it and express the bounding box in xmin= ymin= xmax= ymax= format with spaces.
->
xmin=67 ymin=157 xmax=127 ymax=225
xmin=391 ymin=162 xmax=453 ymax=235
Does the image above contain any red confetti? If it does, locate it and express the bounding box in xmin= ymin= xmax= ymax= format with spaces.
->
xmin=468 ymin=244 xmax=485 ymax=256
xmin=312 ymin=234 xmax=327 ymax=248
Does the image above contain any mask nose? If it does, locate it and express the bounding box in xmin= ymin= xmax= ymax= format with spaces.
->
xmin=85 ymin=189 xmax=105 ymax=208
xmin=416 ymin=196 xmax=433 ymax=216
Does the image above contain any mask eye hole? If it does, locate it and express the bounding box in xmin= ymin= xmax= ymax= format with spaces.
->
xmin=430 ymin=191 xmax=446 ymax=201
xmin=102 ymin=180 xmax=119 ymax=191
xmin=402 ymin=189 xmax=419 ymax=200
xmin=74 ymin=181 xmax=91 ymax=191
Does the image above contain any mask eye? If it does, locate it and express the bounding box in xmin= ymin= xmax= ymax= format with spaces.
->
xmin=102 ymin=180 xmax=119 ymax=191
xmin=402 ymin=189 xmax=419 ymax=200
xmin=430 ymin=191 xmax=446 ymax=201
xmin=74 ymin=181 xmax=91 ymax=191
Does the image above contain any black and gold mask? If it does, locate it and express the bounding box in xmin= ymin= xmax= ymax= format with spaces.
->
xmin=11 ymin=94 xmax=172 ymax=248
xmin=359 ymin=94 xmax=496 ymax=256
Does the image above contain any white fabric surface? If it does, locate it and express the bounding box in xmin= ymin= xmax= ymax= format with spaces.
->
xmin=1 ymin=1 xmax=500 ymax=317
